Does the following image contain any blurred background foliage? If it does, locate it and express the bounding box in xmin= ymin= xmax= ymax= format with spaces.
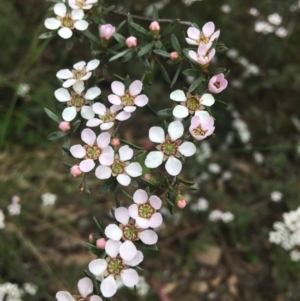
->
xmin=1 ymin=0 xmax=300 ymax=300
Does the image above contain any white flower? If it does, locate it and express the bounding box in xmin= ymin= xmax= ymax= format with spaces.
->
xmin=190 ymin=197 xmax=209 ymax=212
xmin=268 ymin=13 xmax=282 ymax=26
xmin=44 ymin=3 xmax=89 ymax=39
xmin=290 ymin=250 xmax=300 ymax=261
xmin=188 ymin=44 xmax=216 ymax=67
xmin=253 ymin=151 xmax=264 ymax=164
xmin=0 ymin=210 xmax=5 ymax=229
xmin=145 ymin=121 xmax=196 ymax=176
xmin=95 ymin=145 xmax=142 ymax=186
xmin=275 ymin=27 xmax=288 ymax=38
xmin=23 ymin=283 xmax=38 ymax=296
xmin=7 ymin=196 xmax=21 ymax=216
xmin=248 ymin=7 xmax=259 ymax=16
xmin=68 ymin=0 xmax=98 ymax=10
xmin=232 ymin=118 xmax=251 ymax=143
xmin=208 ymin=163 xmax=221 ymax=174
xmin=41 ymin=193 xmax=57 ymax=206
xmin=271 ymin=191 xmax=283 ymax=202
xmin=136 ymin=276 xmax=150 ymax=296
xmin=226 ymin=48 xmax=239 ymax=59
xmin=254 ymin=21 xmax=274 ymax=34
xmin=0 ymin=283 xmax=23 ymax=301
xmin=17 ymin=83 xmax=30 ymax=97
xmin=55 ymin=81 xmax=100 ymax=121
xmin=56 ymin=59 xmax=100 ymax=88
xmin=220 ymin=4 xmax=231 ymax=13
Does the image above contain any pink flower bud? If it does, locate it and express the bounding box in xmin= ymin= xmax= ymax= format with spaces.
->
xmin=144 ymin=174 xmax=152 ymax=181
xmin=89 ymin=234 xmax=94 ymax=243
xmin=12 ymin=196 xmax=20 ymax=203
xmin=96 ymin=238 xmax=107 ymax=249
xmin=149 ymin=21 xmax=160 ymax=31
xmin=111 ymin=137 xmax=120 ymax=147
xmin=99 ymin=24 xmax=116 ymax=40
xmin=59 ymin=121 xmax=70 ymax=132
xmin=170 ymin=52 xmax=179 ymax=61
xmin=177 ymin=199 xmax=186 ymax=209
xmin=70 ymin=165 xmax=82 ymax=177
xmin=126 ymin=36 xmax=137 ymax=48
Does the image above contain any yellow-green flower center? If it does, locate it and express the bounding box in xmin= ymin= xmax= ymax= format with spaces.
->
xmin=75 ymin=0 xmax=85 ymax=8
xmin=72 ymin=95 xmax=85 ymax=107
xmin=72 ymin=69 xmax=86 ymax=79
xmin=121 ymin=94 xmax=134 ymax=106
xmin=111 ymin=159 xmax=125 ymax=175
xmin=123 ymin=224 xmax=139 ymax=240
xmin=101 ymin=112 xmax=115 ymax=123
xmin=86 ymin=146 xmax=101 ymax=160
xmin=186 ymin=97 xmax=200 ymax=111
xmin=162 ymin=140 xmax=177 ymax=156
xmin=61 ymin=16 xmax=74 ymax=28
xmin=107 ymin=257 xmax=124 ymax=276
xmin=198 ymin=34 xmax=210 ymax=45
xmin=193 ymin=127 xmax=207 ymax=136
xmin=138 ymin=202 xmax=155 ymax=219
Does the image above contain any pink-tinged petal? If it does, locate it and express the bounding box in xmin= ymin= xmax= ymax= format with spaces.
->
xmin=202 ymin=21 xmax=215 ymax=37
xmin=111 ymin=81 xmax=125 ymax=96
xmin=211 ymin=29 xmax=220 ymax=41
xmin=115 ymin=207 xmax=130 ymax=225
xmin=125 ymin=162 xmax=142 ymax=177
xmin=120 ymin=269 xmax=139 ymax=288
xmin=71 ymin=9 xmax=84 ymax=21
xmin=150 ymin=212 xmax=163 ymax=228
xmin=92 ymin=102 xmax=106 ymax=115
xmin=86 ymin=118 xmax=102 ymax=127
xmin=170 ymin=89 xmax=186 ymax=102
xmin=123 ymin=250 xmax=143 ymax=266
xmin=86 ymin=59 xmax=100 ymax=72
xmin=117 ymin=174 xmax=131 ymax=186
xmin=135 ymin=217 xmax=150 ymax=229
xmin=129 ymin=80 xmax=143 ymax=96
xmin=62 ymin=79 xmax=76 ymax=88
xmin=78 ymin=277 xmax=93 ymax=298
xmin=73 ymin=61 xmax=86 ymax=70
xmin=128 ymin=204 xmax=138 ymax=219
xmin=81 ymin=106 xmax=95 ymax=120
xmin=105 ymin=224 xmax=122 ymax=240
xmin=72 ymin=80 xmax=85 ymax=94
xmin=145 ymin=151 xmax=163 ymax=169
xmin=185 ymin=38 xmax=198 ymax=46
xmin=105 ymin=239 xmax=121 ymax=257
xmin=54 ymin=3 xmax=67 ymax=17
xmin=74 ymin=20 xmax=89 ymax=31
xmin=58 ymin=27 xmax=73 ymax=39
xmin=134 ymin=95 xmax=148 ymax=107
xmin=62 ymin=107 xmax=77 ymax=121
xmin=44 ymin=18 xmax=61 ymax=30
xmin=188 ymin=50 xmax=197 ymax=61
xmin=100 ymin=275 xmax=117 ymax=298
xmin=96 ymin=132 xmax=110 ymax=148
xmin=197 ymin=44 xmax=208 ymax=56
xmin=110 ymin=104 xmax=123 ymax=113
xmin=133 ymin=189 xmax=148 ymax=204
xmin=149 ymin=126 xmax=165 ymax=143
xmin=139 ymin=229 xmax=158 ymax=245
xmin=120 ymin=241 xmax=137 ymax=261
xmin=108 ymin=94 xmax=121 ymax=105
xmin=178 ymin=141 xmax=196 ymax=157
xmin=208 ymin=48 xmax=216 ymax=61
xmin=202 ymin=116 xmax=215 ymax=129
xmin=149 ymin=195 xmax=162 ymax=209
xmin=201 ymin=93 xmax=215 ymax=106
xmin=123 ymin=106 xmax=136 ymax=113
xmin=116 ymin=111 xmax=131 ymax=121
xmin=85 ymin=87 xmax=101 ymax=100
xmin=95 ymin=165 xmax=111 ymax=179
xmin=56 ymin=69 xmax=73 ymax=79
xmin=80 ymin=72 xmax=92 ymax=81
xmin=70 ymin=144 xmax=86 ymax=158
xmin=168 ymin=120 xmax=184 ymax=140
xmin=100 ymin=122 xmax=114 ymax=130
xmin=165 ymin=156 xmax=182 ymax=176
xmin=90 ymin=296 xmax=102 ymax=301
xmin=173 ymin=105 xmax=189 ymax=118
xmin=55 ymin=88 xmax=71 ymax=102
xmin=80 ymin=159 xmax=95 ymax=172
xmin=99 ymin=147 xmax=114 ymax=166
xmin=56 ymin=291 xmax=74 ymax=301
xmin=89 ymin=258 xmax=107 ymax=276
xmin=119 ymin=145 xmax=133 ymax=161
xmin=187 ymin=26 xmax=200 ymax=39
xmin=81 ymin=128 xmax=96 ymax=146
xmin=194 ymin=110 xmax=210 ymax=118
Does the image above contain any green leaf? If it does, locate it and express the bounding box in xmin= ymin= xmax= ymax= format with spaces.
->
xmin=99 ymin=177 xmax=118 ymax=194
xmin=153 ymin=49 xmax=170 ymax=58
xmin=178 ymin=178 xmax=195 ymax=186
xmin=93 ymin=216 xmax=105 ymax=236
xmin=170 ymin=34 xmax=182 ymax=55
xmin=216 ymin=43 xmax=228 ymax=52
xmin=72 ymin=119 xmax=82 ymax=132
xmin=130 ymin=179 xmax=139 ymax=187
xmin=121 ymin=189 xmax=133 ymax=200
xmin=156 ymin=59 xmax=171 ymax=84
xmin=188 ymin=75 xmax=204 ymax=92
xmin=215 ymin=98 xmax=228 ymax=106
xmin=62 ymin=162 xmax=72 ymax=169
xmin=62 ymin=146 xmax=73 ymax=157
xmin=62 ymin=136 xmax=70 ymax=156
xmin=154 ymin=40 xmax=162 ymax=49
xmin=138 ymin=42 xmax=154 ymax=57
xmin=47 ymin=131 xmax=68 ymax=140
xmin=124 ymin=75 xmax=131 ymax=89
xmin=130 ymin=23 xmax=152 ymax=39
xmin=109 ymin=49 xmax=132 ymax=62
xmin=182 ymin=68 xmax=201 ymax=77
xmin=113 ymin=74 xmax=125 ymax=82
xmin=171 ymin=62 xmax=182 ymax=87
xmin=116 ymin=20 xmax=127 ymax=32
xmin=127 ymin=14 xmax=134 ymax=36
xmin=81 ymin=30 xmax=101 ymax=44
xmin=66 ymin=38 xmax=74 ymax=51
xmin=161 ymin=20 xmax=178 ymax=36
xmin=146 ymin=104 xmax=158 ymax=117
xmin=157 ymin=108 xmax=173 ymax=117
xmin=143 ymin=244 xmax=158 ymax=251
xmin=103 ymin=5 xmax=115 ymax=14
xmin=224 ymin=69 xmax=230 ymax=78
xmin=38 ymin=31 xmax=57 ymax=39
xmin=131 ymin=150 xmax=147 ymax=161
xmin=44 ymin=107 xmax=61 ymax=123
xmin=181 ymin=186 xmax=199 ymax=191
xmin=152 ymin=5 xmax=159 ymax=21
xmin=119 ymin=138 xmax=143 ymax=150
xmin=113 ymin=32 xmax=126 ymax=44
xmin=86 ymin=243 xmax=103 ymax=257
xmin=142 ymin=71 xmax=152 ymax=86
xmin=210 ymin=68 xmax=226 ymax=75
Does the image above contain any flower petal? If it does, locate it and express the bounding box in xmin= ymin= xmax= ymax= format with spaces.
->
xmin=56 ymin=291 xmax=74 ymax=301
xmin=119 ymin=145 xmax=133 ymax=161
xmin=149 ymin=126 xmax=165 ymax=143
xmin=168 ymin=120 xmax=184 ymax=141
xmin=99 ymin=147 xmax=114 ymax=166
xmin=86 ymin=59 xmax=100 ymax=72
xmin=73 ymin=80 xmax=85 ymax=94
xmin=100 ymin=275 xmax=117 ymax=298
xmin=149 ymin=212 xmax=163 ymax=228
xmin=95 ymin=165 xmax=111 ymax=179
xmin=187 ymin=27 xmax=200 ymax=40
xmin=54 ymin=3 xmax=67 ymax=17
xmin=170 ymin=89 xmax=186 ymax=102
xmin=149 ymin=195 xmax=162 ymax=209
xmin=128 ymin=204 xmax=138 ymax=219
xmin=125 ymin=162 xmax=142 ymax=177
xmin=74 ymin=61 xmax=86 ymax=70
xmin=44 ymin=18 xmax=61 ymax=30
xmin=92 ymin=102 xmax=106 ymax=115
xmin=62 ymin=79 xmax=76 ymax=88
xmin=135 ymin=217 xmax=150 ymax=229
xmin=129 ymin=80 xmax=143 ymax=96
xmin=201 ymin=93 xmax=215 ymax=106
xmin=85 ymin=87 xmax=101 ymax=100
xmin=70 ymin=145 xmax=86 ymax=158
xmin=173 ymin=105 xmax=189 ymax=118
xmin=105 ymin=239 xmax=121 ymax=258
xmin=55 ymin=88 xmax=71 ymax=102
xmin=111 ymin=81 xmax=125 ymax=96
xmin=81 ymin=106 xmax=95 ymax=120
xmin=90 ymin=296 xmax=103 ymax=301
xmin=123 ymin=250 xmax=143 ymax=266
xmin=62 ymin=107 xmax=77 ymax=121
xmin=79 ymin=159 xmax=95 ymax=172
xmin=133 ymin=189 xmax=148 ymax=204
xmin=202 ymin=21 xmax=215 ymax=37
xmin=100 ymin=122 xmax=114 ymax=130
xmin=178 ymin=141 xmax=196 ymax=157
xmin=89 ymin=258 xmax=107 ymax=276
xmin=81 ymin=128 xmax=96 ymax=146
xmin=115 ymin=111 xmax=130 ymax=121
xmin=56 ymin=69 xmax=73 ymax=79
xmin=78 ymin=277 xmax=93 ymax=298
xmin=115 ymin=207 xmax=130 ymax=225
xmin=71 ymin=9 xmax=84 ymax=21
xmin=120 ymin=268 xmax=139 ymax=288
xmin=105 ymin=224 xmax=122 ymax=240
xmin=165 ymin=156 xmax=182 ymax=176
xmin=145 ymin=151 xmax=163 ymax=169
xmin=139 ymin=229 xmax=158 ymax=245
xmin=96 ymin=132 xmax=110 ymax=148
xmin=74 ymin=20 xmax=89 ymax=31
xmin=58 ymin=27 xmax=73 ymax=39
xmin=123 ymin=106 xmax=136 ymax=113
xmin=188 ymin=50 xmax=197 ymax=61
xmin=116 ymin=174 xmax=131 ymax=186
xmin=119 ymin=241 xmax=137 ymax=261
xmin=108 ymin=94 xmax=121 ymax=105
xmin=134 ymin=95 xmax=148 ymax=107
xmin=86 ymin=118 xmax=102 ymax=127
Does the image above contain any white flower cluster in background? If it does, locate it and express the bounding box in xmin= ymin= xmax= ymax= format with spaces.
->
xmin=209 ymin=209 xmax=234 ymax=223
xmin=220 ymin=4 xmax=231 ymax=14
xmin=232 ymin=116 xmax=251 ymax=144
xmin=269 ymin=206 xmax=300 ymax=261
xmin=0 ymin=210 xmax=5 ymax=229
xmin=195 ymin=141 xmax=211 ymax=163
xmin=41 ymin=192 xmax=57 ymax=206
xmin=0 ymin=283 xmax=23 ymax=301
xmin=190 ymin=197 xmax=209 ymax=212
xmin=271 ymin=191 xmax=283 ymax=202
xmin=7 ymin=196 xmax=21 ymax=216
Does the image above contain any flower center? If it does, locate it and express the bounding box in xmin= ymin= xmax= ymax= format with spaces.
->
xmin=123 ymin=224 xmax=139 ymax=241
xmin=111 ymin=159 xmax=125 ymax=175
xmin=198 ymin=33 xmax=210 ymax=45
xmin=161 ymin=140 xmax=177 ymax=156
xmin=75 ymin=296 xmax=88 ymax=301
xmin=214 ymin=82 xmax=220 ymax=88
xmin=72 ymin=95 xmax=86 ymax=107
xmin=193 ymin=127 xmax=207 ymax=136
xmin=107 ymin=257 xmax=124 ymax=276
xmin=61 ymin=15 xmax=74 ymax=28
xmin=86 ymin=145 xmax=101 ymax=160
xmin=186 ymin=97 xmax=200 ymax=112
xmin=75 ymin=0 xmax=85 ymax=8
xmin=138 ymin=202 xmax=155 ymax=219
xmin=121 ymin=94 xmax=134 ymax=106
xmin=72 ymin=68 xmax=86 ymax=79
xmin=101 ymin=112 xmax=115 ymax=123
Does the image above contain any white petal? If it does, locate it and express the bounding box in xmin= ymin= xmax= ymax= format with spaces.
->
xmin=123 ymin=250 xmax=144 ymax=266
xmin=85 ymin=87 xmax=101 ymax=100
xmin=74 ymin=20 xmax=89 ymax=31
xmin=74 ymin=61 xmax=86 ymax=70
xmin=178 ymin=141 xmax=196 ymax=157
xmin=111 ymin=81 xmax=125 ymax=96
xmin=173 ymin=105 xmax=189 ymax=118
xmin=81 ymin=106 xmax=95 ymax=119
xmin=125 ymin=162 xmax=142 ymax=177
xmin=145 ymin=151 xmax=163 ymax=168
xmin=100 ymin=275 xmax=117 ymax=298
xmin=79 ymin=159 xmax=95 ymax=172
xmin=55 ymin=291 xmax=74 ymax=301
xmin=108 ymin=94 xmax=121 ymax=105
xmin=70 ymin=144 xmax=86 ymax=158
xmin=56 ymin=69 xmax=73 ymax=79
xmin=134 ymin=95 xmax=148 ymax=107
xmin=105 ymin=224 xmax=122 ymax=240
xmin=119 ymin=145 xmax=133 ymax=161
xmin=187 ymin=26 xmax=200 ymax=40
xmin=86 ymin=118 xmax=102 ymax=127
xmin=149 ymin=195 xmax=162 ymax=209
xmin=90 ymin=296 xmax=102 ymax=301
xmin=165 ymin=156 xmax=182 ymax=176
xmin=135 ymin=217 xmax=150 ymax=229
xmin=63 ymin=79 xmax=76 ymax=88
xmin=139 ymin=230 xmax=158 ymax=245
xmin=117 ymin=174 xmax=131 ymax=186
xmin=128 ymin=204 xmax=138 ymax=219
xmin=188 ymin=50 xmax=197 ymax=61
xmin=110 ymin=104 xmax=123 ymax=113
xmin=55 ymin=88 xmax=71 ymax=102
xmin=86 ymin=59 xmax=100 ymax=72
xmin=101 ymin=122 xmax=114 ymax=130
xmin=119 ymin=241 xmax=137 ymax=261
xmin=115 ymin=207 xmax=130 ymax=225
xmin=96 ymin=132 xmax=110 ymax=148
xmin=170 ymin=89 xmax=186 ymax=102
xmin=71 ymin=9 xmax=84 ymax=20
xmin=149 ymin=212 xmax=163 ymax=228
xmin=62 ymin=107 xmax=77 ymax=121
xmin=194 ymin=110 xmax=210 ymax=118
xmin=123 ymin=106 xmax=136 ymax=113
xmin=89 ymin=258 xmax=107 ymax=276
xmin=149 ymin=126 xmax=165 ymax=143
xmin=95 ymin=165 xmax=111 ymax=179
xmin=54 ymin=3 xmax=67 ymax=17
xmin=78 ymin=277 xmax=93 ymax=298
xmin=201 ymin=93 xmax=215 ymax=106
xmin=99 ymin=147 xmax=114 ymax=166
xmin=44 ymin=18 xmax=61 ymax=30
xmin=168 ymin=120 xmax=184 ymax=140
xmin=73 ymin=80 xmax=85 ymax=94
xmin=120 ymin=269 xmax=139 ymax=288
xmin=129 ymin=80 xmax=143 ymax=96
xmin=105 ymin=239 xmax=121 ymax=257
xmin=92 ymin=102 xmax=106 ymax=114
xmin=58 ymin=27 xmax=73 ymax=39
xmin=115 ymin=111 xmax=130 ymax=121
xmin=133 ymin=189 xmax=148 ymax=204
xmin=81 ymin=128 xmax=96 ymax=146
xmin=81 ymin=72 xmax=92 ymax=81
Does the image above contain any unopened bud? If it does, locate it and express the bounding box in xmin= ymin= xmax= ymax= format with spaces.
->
xmin=144 ymin=173 xmax=152 ymax=181
xmin=89 ymin=234 xmax=94 ymax=243
xmin=59 ymin=121 xmax=71 ymax=132
xmin=70 ymin=165 xmax=82 ymax=177
xmin=111 ymin=137 xmax=120 ymax=147
xmin=149 ymin=21 xmax=160 ymax=32
xmin=96 ymin=238 xmax=107 ymax=249
xmin=176 ymin=195 xmax=186 ymax=209
xmin=170 ymin=52 xmax=179 ymax=61
xmin=12 ymin=196 xmax=20 ymax=203
xmin=99 ymin=24 xmax=115 ymax=41
xmin=126 ymin=36 xmax=138 ymax=48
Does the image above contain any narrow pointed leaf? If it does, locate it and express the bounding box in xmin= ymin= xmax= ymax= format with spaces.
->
xmin=48 ymin=131 xmax=68 ymax=140
xmin=119 ymin=138 xmax=142 ymax=150
xmin=153 ymin=49 xmax=170 ymax=58
xmin=157 ymin=59 xmax=171 ymax=83
xmin=188 ymin=75 xmax=204 ymax=92
xmin=161 ymin=20 xmax=178 ymax=36
xmin=109 ymin=49 xmax=132 ymax=62
xmin=44 ymin=107 xmax=61 ymax=123
xmin=138 ymin=42 xmax=154 ymax=57
xmin=170 ymin=34 xmax=182 ymax=55
xmin=171 ymin=62 xmax=182 ymax=87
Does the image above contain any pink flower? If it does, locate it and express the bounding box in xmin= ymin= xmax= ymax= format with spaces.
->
xmin=68 ymin=0 xmax=98 ymax=10
xmin=189 ymin=114 xmax=215 ymax=140
xmin=208 ymin=74 xmax=228 ymax=93
xmin=170 ymin=52 xmax=179 ymax=61
xmin=128 ymin=189 xmax=163 ymax=229
xmin=95 ymin=145 xmax=142 ymax=186
xmin=108 ymin=80 xmax=148 ymax=119
xmin=111 ymin=137 xmax=120 ymax=147
xmin=188 ymin=44 xmax=215 ymax=67
xmin=96 ymin=238 xmax=106 ymax=249
xmin=149 ymin=21 xmax=160 ymax=31
xmin=59 ymin=121 xmax=71 ymax=132
xmin=70 ymin=129 xmax=114 ymax=173
xmin=176 ymin=195 xmax=186 ymax=209
xmin=70 ymin=165 xmax=82 ymax=177
xmin=186 ymin=22 xmax=220 ymax=48
xmin=126 ymin=36 xmax=137 ymax=48
xmin=99 ymin=24 xmax=116 ymax=40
